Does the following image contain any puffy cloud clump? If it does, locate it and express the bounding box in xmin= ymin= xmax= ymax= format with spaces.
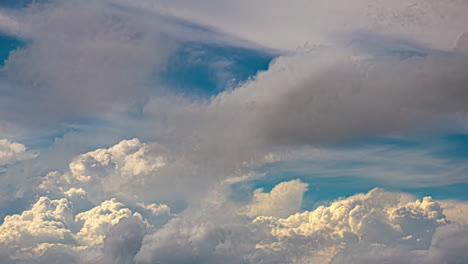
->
xmin=38 ymin=138 xmax=168 ymax=202
xmin=0 ymin=197 xmax=75 ymax=249
xmin=1 ymin=178 xmax=468 ymax=264
xmin=135 ymin=186 xmax=467 ymax=264
xmin=252 ymin=188 xmax=449 ymax=264
xmin=75 ymin=199 xmax=142 ymax=246
xmin=243 ymin=179 xmax=308 ymax=218
xmin=0 ymin=194 xmax=170 ymax=263
xmin=0 ymin=138 xmax=36 ymax=166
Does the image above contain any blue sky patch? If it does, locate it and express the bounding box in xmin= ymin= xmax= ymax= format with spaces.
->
xmin=159 ymin=42 xmax=274 ymax=98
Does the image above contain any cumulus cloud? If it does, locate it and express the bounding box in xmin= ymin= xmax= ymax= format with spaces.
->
xmin=2 ymin=177 xmax=468 ymax=264
xmin=36 ymin=137 xmax=280 ymax=206
xmin=38 ymin=138 xmax=170 ymax=203
xmin=135 ymin=187 xmax=468 ymax=264
xmin=0 ymin=195 xmax=162 ymax=263
xmin=75 ymin=199 xmax=142 ymax=246
xmin=252 ymin=188 xmax=448 ymax=263
xmin=0 ymin=138 xmax=36 ymax=166
xmin=243 ymin=179 xmax=308 ymax=218
xmin=0 ymin=196 xmax=74 ymax=246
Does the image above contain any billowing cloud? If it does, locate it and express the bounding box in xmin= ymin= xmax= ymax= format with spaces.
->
xmin=0 ymin=195 xmax=168 ymax=263
xmin=2 ymin=177 xmax=468 ymax=264
xmin=75 ymin=199 xmax=142 ymax=246
xmin=0 ymin=197 xmax=75 ymax=249
xmin=38 ymin=139 xmax=169 ymax=203
xmin=253 ymin=188 xmax=447 ymax=263
xmin=136 ymin=187 xmax=468 ymax=264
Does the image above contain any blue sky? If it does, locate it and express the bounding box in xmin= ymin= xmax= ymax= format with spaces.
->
xmin=0 ymin=1 xmax=468 ymax=263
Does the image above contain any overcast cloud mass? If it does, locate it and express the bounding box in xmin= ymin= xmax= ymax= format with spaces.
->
xmin=0 ymin=0 xmax=468 ymax=263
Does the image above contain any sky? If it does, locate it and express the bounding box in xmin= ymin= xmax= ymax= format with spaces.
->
xmin=0 ymin=0 xmax=468 ymax=263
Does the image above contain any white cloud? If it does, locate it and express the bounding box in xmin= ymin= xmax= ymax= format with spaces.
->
xmin=2 ymin=179 xmax=468 ymax=264
xmin=38 ymin=138 xmax=169 ymax=203
xmin=243 ymin=179 xmax=308 ymax=218
xmin=252 ymin=188 xmax=447 ymax=263
xmin=0 ymin=197 xmax=75 ymax=248
xmin=135 ymin=186 xmax=468 ymax=264
xmin=75 ymin=199 xmax=142 ymax=246
xmin=0 ymin=138 xmax=36 ymax=166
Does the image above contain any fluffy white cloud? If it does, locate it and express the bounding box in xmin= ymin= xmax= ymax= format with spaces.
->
xmin=0 ymin=194 xmax=169 ymax=263
xmin=0 ymin=139 xmax=36 ymax=166
xmin=2 ymin=179 xmax=468 ymax=264
xmin=38 ymin=139 xmax=168 ymax=202
xmin=135 ymin=186 xmax=468 ymax=264
xmin=75 ymin=199 xmax=142 ymax=246
xmin=0 ymin=197 xmax=75 ymax=249
xmin=253 ymin=188 xmax=448 ymax=263
xmin=243 ymin=179 xmax=308 ymax=218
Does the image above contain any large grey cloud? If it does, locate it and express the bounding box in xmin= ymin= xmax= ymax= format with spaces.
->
xmin=0 ymin=0 xmax=262 ymax=126
xmin=139 ymin=44 xmax=468 ymax=177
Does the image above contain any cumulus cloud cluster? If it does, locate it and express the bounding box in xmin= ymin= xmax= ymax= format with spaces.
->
xmin=0 ymin=139 xmax=467 ymax=263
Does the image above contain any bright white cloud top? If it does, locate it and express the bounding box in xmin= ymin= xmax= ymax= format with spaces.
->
xmin=0 ymin=0 xmax=467 ymax=263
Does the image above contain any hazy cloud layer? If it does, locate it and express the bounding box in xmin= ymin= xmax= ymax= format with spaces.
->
xmin=152 ymin=0 xmax=468 ymax=51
